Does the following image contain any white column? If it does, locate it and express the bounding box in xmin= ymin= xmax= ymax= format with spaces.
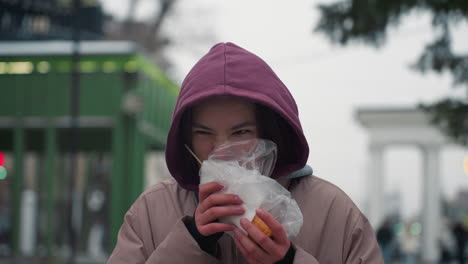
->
xmin=420 ymin=144 xmax=441 ymax=263
xmin=368 ymin=143 xmax=385 ymax=228
xmin=20 ymin=153 xmax=38 ymax=256
xmin=20 ymin=190 xmax=37 ymax=256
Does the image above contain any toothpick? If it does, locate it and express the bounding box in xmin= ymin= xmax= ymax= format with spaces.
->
xmin=184 ymin=144 xmax=202 ymax=165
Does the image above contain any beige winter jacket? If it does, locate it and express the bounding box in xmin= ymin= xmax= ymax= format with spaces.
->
xmin=107 ymin=175 xmax=383 ymax=263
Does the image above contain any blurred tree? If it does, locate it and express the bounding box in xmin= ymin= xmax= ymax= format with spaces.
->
xmin=315 ymin=0 xmax=468 ymax=146
xmin=104 ymin=0 xmax=216 ymax=74
xmin=105 ymin=0 xmax=177 ymax=71
xmin=123 ymin=0 xmax=175 ymax=50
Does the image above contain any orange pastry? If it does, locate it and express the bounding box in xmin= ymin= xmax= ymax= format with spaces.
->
xmin=251 ymin=215 xmax=272 ymax=237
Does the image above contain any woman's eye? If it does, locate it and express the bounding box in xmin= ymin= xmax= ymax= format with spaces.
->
xmin=233 ymin=130 xmax=250 ymax=136
xmin=193 ymin=130 xmax=211 ymax=135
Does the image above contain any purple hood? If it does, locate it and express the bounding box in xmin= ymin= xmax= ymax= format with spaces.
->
xmin=165 ymin=42 xmax=309 ymax=191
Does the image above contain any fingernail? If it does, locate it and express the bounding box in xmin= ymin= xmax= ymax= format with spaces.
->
xmin=234 ymin=229 xmax=241 ymax=238
xmin=234 ymin=206 xmax=245 ymax=213
xmin=256 ymin=209 xmax=264 ymax=216
xmin=234 ymin=196 xmax=243 ymax=203
xmin=240 ymin=218 xmax=248 ymax=226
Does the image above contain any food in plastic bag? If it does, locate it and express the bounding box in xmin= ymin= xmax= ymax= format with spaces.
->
xmin=199 ymin=139 xmax=303 ymax=239
xmin=251 ymin=215 xmax=272 ymax=237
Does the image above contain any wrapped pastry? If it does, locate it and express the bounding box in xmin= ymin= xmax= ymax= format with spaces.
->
xmin=251 ymin=215 xmax=272 ymax=237
xmin=199 ymin=139 xmax=303 ymax=239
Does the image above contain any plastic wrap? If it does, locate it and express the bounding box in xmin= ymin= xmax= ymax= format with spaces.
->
xmin=199 ymin=139 xmax=303 ymax=239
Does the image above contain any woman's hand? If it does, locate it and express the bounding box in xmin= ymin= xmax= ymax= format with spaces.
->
xmin=233 ymin=209 xmax=291 ymax=264
xmin=195 ymin=181 xmax=245 ymax=236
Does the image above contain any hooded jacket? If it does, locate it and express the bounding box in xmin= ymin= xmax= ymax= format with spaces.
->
xmin=166 ymin=42 xmax=309 ymax=191
xmin=108 ymin=43 xmax=383 ymax=263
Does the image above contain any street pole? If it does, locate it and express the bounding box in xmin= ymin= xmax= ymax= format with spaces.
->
xmin=68 ymin=0 xmax=81 ymax=263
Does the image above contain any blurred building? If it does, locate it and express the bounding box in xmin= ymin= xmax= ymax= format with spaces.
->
xmin=0 ymin=40 xmax=178 ymax=262
xmin=0 ymin=0 xmax=104 ymax=40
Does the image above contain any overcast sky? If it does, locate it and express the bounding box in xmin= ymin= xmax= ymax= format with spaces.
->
xmin=101 ymin=0 xmax=468 ymax=219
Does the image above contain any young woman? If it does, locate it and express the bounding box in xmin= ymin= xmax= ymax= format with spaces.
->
xmin=108 ymin=42 xmax=383 ymax=264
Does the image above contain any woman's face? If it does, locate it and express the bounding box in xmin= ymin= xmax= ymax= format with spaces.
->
xmin=191 ymin=97 xmax=258 ymax=161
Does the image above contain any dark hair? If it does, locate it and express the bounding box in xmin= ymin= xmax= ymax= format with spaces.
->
xmin=179 ymin=100 xmax=300 ymax=179
xmin=255 ymin=103 xmax=299 ymax=178
xmin=179 ymin=107 xmax=200 ymax=183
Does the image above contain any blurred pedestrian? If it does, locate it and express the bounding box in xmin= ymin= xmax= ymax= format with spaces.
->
xmin=399 ymin=222 xmax=420 ymax=264
xmin=439 ymin=218 xmax=455 ymax=263
xmin=453 ymin=221 xmax=467 ymax=264
xmin=377 ymin=219 xmax=396 ymax=263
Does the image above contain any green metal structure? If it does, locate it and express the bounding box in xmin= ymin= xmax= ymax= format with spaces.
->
xmin=0 ymin=41 xmax=178 ymax=257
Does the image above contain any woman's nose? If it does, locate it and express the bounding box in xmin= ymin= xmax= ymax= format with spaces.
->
xmin=213 ymin=135 xmax=228 ymax=149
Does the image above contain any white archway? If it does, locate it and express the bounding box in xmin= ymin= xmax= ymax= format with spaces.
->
xmin=356 ymin=107 xmax=449 ymax=263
